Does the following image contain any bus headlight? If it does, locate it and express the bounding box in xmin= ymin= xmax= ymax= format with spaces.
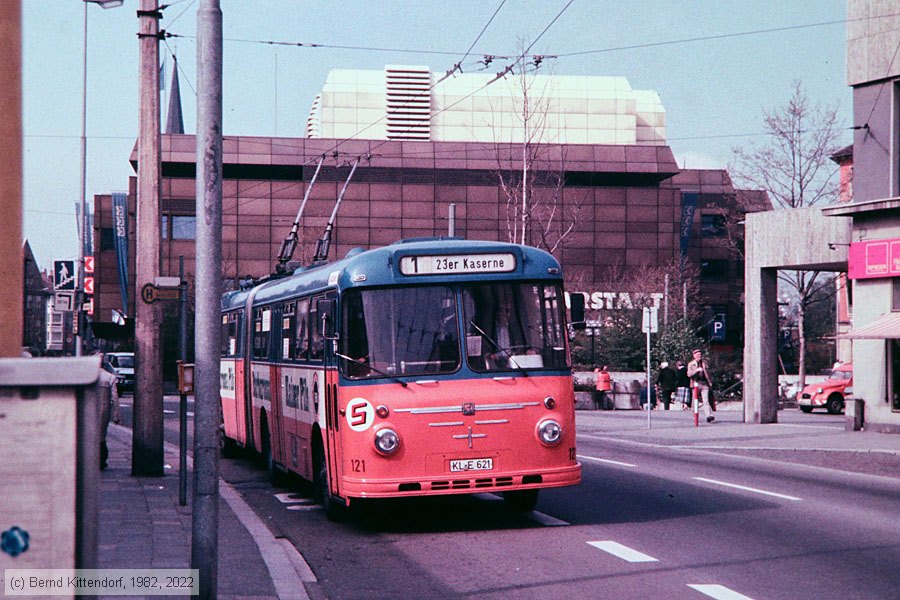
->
xmin=537 ymin=419 xmax=562 ymax=446
xmin=374 ymin=428 xmax=401 ymax=455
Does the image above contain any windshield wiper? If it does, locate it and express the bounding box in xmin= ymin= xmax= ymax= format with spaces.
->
xmin=335 ymin=352 xmax=408 ymax=387
xmin=468 ymin=322 xmax=528 ymax=376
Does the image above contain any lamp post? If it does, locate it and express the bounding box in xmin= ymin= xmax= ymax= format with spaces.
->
xmin=77 ymin=0 xmax=123 ymax=356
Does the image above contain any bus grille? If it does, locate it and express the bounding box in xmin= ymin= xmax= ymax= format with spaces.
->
xmin=430 ymin=476 xmax=515 ymax=491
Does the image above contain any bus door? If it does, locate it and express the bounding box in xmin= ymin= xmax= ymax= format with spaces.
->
xmin=317 ymin=297 xmax=342 ymax=499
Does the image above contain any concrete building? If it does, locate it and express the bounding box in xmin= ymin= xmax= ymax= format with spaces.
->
xmin=745 ymin=1 xmax=900 ymax=432
xmin=306 ymin=67 xmax=666 ymax=146
xmin=820 ymin=0 xmax=900 ymax=432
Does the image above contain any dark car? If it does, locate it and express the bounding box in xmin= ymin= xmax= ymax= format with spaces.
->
xmin=103 ymin=352 xmax=135 ymax=392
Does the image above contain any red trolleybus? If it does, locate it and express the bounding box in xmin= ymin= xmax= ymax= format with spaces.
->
xmin=220 ymin=238 xmax=581 ymax=518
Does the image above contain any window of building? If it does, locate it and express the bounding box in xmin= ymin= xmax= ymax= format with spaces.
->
xmin=891 ymin=339 xmax=900 ymax=412
xmin=172 ymin=216 xmax=196 ymax=240
xmin=700 ymin=259 xmax=729 ymax=282
xmin=892 ymin=278 xmax=900 ymax=312
xmin=161 ymin=215 xmax=169 ymax=240
xmin=701 ymin=214 xmax=727 ymax=237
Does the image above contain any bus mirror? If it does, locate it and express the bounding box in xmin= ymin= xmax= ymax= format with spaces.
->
xmin=569 ymin=293 xmax=586 ymax=330
xmin=318 ymin=298 xmax=337 ymax=339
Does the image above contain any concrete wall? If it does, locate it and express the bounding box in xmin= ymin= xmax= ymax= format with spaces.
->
xmin=744 ymin=208 xmax=851 ymax=423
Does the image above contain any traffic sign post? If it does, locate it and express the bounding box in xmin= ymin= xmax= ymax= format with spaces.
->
xmin=53 ymin=260 xmax=76 ymax=291
xmin=642 ymin=307 xmax=658 ymax=430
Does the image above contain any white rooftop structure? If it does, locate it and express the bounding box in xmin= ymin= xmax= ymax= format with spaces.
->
xmin=306 ymin=65 xmax=666 ymax=146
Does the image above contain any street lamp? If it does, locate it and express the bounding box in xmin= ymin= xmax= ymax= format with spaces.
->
xmin=77 ymin=0 xmax=123 ymax=356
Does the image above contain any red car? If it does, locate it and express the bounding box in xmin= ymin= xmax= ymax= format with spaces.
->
xmin=798 ymin=363 xmax=852 ymax=414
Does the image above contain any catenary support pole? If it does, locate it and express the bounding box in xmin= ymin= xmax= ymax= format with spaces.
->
xmin=133 ymin=0 xmax=164 ymax=476
xmin=192 ymin=1 xmax=222 ymax=598
xmin=178 ymin=256 xmax=188 ymax=507
xmin=0 ymin=0 xmax=23 ymax=358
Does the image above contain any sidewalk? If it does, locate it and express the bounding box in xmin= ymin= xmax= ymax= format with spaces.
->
xmin=575 ymin=406 xmax=900 ymax=454
xmin=99 ymin=425 xmax=312 ymax=599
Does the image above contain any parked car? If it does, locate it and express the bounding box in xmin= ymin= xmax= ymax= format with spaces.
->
xmin=103 ymin=352 xmax=135 ymax=393
xmin=798 ymin=363 xmax=852 ymax=414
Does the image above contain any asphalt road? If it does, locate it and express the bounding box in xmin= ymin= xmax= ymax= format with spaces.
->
xmin=120 ymin=398 xmax=900 ymax=600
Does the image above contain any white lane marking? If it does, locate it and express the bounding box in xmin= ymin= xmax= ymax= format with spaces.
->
xmin=274 ymin=492 xmax=315 ymax=505
xmin=477 ymin=493 xmax=570 ymax=526
xmin=286 ymin=505 xmax=322 ymax=511
xmin=687 ymin=584 xmax=755 ymax=600
xmin=527 ymin=511 xmax=570 ymax=527
xmin=577 ymin=454 xmax=637 ymax=468
xmin=587 ymin=541 xmax=658 ymax=563
xmin=693 ymin=477 xmax=802 ymax=501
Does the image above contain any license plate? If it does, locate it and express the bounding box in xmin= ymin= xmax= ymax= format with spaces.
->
xmin=449 ymin=458 xmax=493 ymax=472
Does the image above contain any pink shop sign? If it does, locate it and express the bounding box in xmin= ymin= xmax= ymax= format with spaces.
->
xmin=848 ymin=238 xmax=900 ymax=279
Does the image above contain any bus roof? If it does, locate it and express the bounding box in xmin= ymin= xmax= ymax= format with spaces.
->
xmin=222 ymin=238 xmax=564 ymax=311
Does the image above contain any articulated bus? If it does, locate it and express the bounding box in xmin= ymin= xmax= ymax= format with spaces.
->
xmin=220 ymin=238 xmax=582 ymax=518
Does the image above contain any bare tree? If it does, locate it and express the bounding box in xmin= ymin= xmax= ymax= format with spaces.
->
xmin=489 ymin=54 xmax=584 ymax=255
xmin=730 ymin=81 xmax=844 ymax=387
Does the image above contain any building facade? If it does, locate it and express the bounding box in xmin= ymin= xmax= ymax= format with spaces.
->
xmin=817 ymin=0 xmax=900 ymax=432
xmin=93 ymin=133 xmax=767 ymax=355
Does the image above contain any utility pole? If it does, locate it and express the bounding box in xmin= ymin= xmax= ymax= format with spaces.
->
xmin=0 ymin=0 xmax=23 ymax=358
xmin=133 ymin=0 xmax=164 ymax=476
xmin=191 ymin=1 xmax=222 ymax=597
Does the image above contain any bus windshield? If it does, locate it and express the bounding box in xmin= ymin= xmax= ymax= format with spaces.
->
xmin=462 ymin=282 xmax=569 ymax=372
xmin=341 ymin=286 xmax=461 ymax=378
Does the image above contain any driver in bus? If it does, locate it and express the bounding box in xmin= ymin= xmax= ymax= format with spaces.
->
xmin=485 ymin=300 xmax=523 ymax=369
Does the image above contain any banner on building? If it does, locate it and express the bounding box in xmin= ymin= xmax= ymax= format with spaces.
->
xmin=112 ymin=192 xmax=129 ymax=315
xmin=679 ymin=192 xmax=698 ymax=276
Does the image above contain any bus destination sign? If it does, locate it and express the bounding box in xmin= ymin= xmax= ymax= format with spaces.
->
xmin=400 ymin=253 xmax=516 ymax=276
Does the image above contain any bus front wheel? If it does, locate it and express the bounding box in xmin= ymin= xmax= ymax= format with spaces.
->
xmin=314 ymin=449 xmax=345 ymax=521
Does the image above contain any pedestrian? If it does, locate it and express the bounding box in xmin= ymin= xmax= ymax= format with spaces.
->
xmin=593 ymin=365 xmax=612 ymax=410
xmin=687 ymin=348 xmax=715 ymax=423
xmin=98 ymin=363 xmax=121 ymax=470
xmin=675 ymin=360 xmax=691 ymax=410
xmin=656 ymin=361 xmax=677 ymax=410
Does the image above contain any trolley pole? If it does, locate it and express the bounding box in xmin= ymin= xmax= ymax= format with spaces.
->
xmin=191 ymin=1 xmax=222 ymax=598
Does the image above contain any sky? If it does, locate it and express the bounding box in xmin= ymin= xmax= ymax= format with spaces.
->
xmin=20 ymin=0 xmax=850 ymax=269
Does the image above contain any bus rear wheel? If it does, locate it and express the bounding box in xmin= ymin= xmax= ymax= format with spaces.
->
xmin=503 ymin=489 xmax=539 ymax=512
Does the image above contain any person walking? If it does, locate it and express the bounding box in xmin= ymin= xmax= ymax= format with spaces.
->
xmin=98 ymin=363 xmax=121 ymax=469
xmin=687 ymin=348 xmax=715 ymax=423
xmin=594 ymin=365 xmax=612 ymax=410
xmin=675 ymin=360 xmax=691 ymax=409
xmin=656 ymin=361 xmax=677 ymax=410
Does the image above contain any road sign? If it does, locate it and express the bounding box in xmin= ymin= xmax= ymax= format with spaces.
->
xmin=84 ymin=276 xmax=94 ymax=295
xmin=53 ymin=260 xmax=76 ymax=291
xmin=710 ymin=313 xmax=726 ymax=341
xmin=53 ymin=292 xmax=74 ymax=312
xmin=84 ymin=256 xmax=94 ymax=274
xmin=141 ymin=283 xmax=180 ymax=304
xmin=642 ymin=306 xmax=658 ymax=333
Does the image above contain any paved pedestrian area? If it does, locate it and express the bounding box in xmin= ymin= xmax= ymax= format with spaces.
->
xmin=100 ymin=425 xmax=282 ymax=599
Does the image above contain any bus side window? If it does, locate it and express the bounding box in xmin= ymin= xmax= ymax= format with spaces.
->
xmin=295 ymin=298 xmax=310 ymax=360
xmin=221 ymin=312 xmax=240 ymax=357
xmin=281 ymin=302 xmax=296 ymax=360
xmin=253 ymin=308 xmax=271 ymax=360
xmin=309 ymin=297 xmax=324 ymax=361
